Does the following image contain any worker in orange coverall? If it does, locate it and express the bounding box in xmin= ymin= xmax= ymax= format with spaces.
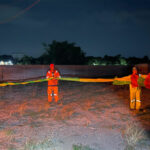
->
xmin=144 ymin=73 xmax=150 ymax=89
xmin=130 ymin=67 xmax=141 ymax=110
xmin=46 ymin=64 xmax=61 ymax=103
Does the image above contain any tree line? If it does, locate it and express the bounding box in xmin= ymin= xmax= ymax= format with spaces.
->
xmin=1 ymin=40 xmax=150 ymax=65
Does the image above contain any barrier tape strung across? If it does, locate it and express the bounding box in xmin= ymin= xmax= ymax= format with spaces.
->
xmin=0 ymin=75 xmax=148 ymax=87
xmin=0 ymin=77 xmax=80 ymax=87
xmin=0 ymin=77 xmax=113 ymax=87
xmin=113 ymin=75 xmax=147 ymax=86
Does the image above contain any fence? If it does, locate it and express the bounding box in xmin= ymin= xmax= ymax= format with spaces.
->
xmin=0 ymin=64 xmax=149 ymax=82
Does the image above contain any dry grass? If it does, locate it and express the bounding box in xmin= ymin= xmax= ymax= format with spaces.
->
xmin=24 ymin=138 xmax=53 ymax=150
xmin=0 ymin=82 xmax=150 ymax=149
xmin=0 ymin=128 xmax=15 ymax=139
xmin=23 ymin=110 xmax=42 ymax=120
xmin=122 ymin=122 xmax=146 ymax=150
xmin=0 ymin=128 xmax=16 ymax=149
xmin=51 ymin=104 xmax=75 ymax=121
xmin=9 ymin=102 xmax=27 ymax=117
xmin=44 ymin=102 xmax=50 ymax=112
xmin=4 ymin=128 xmax=15 ymax=136
xmin=72 ymin=144 xmax=93 ymax=150
xmin=81 ymin=100 xmax=93 ymax=111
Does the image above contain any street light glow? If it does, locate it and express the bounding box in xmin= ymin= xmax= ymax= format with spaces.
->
xmin=0 ymin=60 xmax=13 ymax=65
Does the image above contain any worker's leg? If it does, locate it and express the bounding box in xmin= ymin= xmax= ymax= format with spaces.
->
xmin=130 ymin=84 xmax=136 ymax=109
xmin=136 ymin=87 xmax=141 ymax=110
xmin=53 ymin=86 xmax=59 ymax=103
xmin=47 ymin=86 xmax=53 ymax=102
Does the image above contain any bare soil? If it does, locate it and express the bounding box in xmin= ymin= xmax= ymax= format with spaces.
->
xmin=0 ymin=81 xmax=150 ymax=150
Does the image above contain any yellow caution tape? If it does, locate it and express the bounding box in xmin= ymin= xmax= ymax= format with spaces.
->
xmin=0 ymin=75 xmax=148 ymax=87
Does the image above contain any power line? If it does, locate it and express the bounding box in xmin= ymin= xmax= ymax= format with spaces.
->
xmin=0 ymin=0 xmax=41 ymax=24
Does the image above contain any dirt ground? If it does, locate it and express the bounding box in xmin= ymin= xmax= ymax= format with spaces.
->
xmin=0 ymin=81 xmax=150 ymax=150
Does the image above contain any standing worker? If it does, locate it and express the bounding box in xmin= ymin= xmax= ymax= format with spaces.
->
xmin=130 ymin=67 xmax=141 ymax=110
xmin=46 ymin=64 xmax=61 ymax=103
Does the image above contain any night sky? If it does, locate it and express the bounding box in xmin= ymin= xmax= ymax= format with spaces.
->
xmin=0 ymin=0 xmax=150 ymax=58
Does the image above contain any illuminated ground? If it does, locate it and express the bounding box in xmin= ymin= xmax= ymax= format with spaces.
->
xmin=0 ymin=81 xmax=150 ymax=150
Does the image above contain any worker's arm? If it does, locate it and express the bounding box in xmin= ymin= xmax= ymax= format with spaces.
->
xmin=55 ymin=70 xmax=61 ymax=79
xmin=46 ymin=71 xmax=50 ymax=79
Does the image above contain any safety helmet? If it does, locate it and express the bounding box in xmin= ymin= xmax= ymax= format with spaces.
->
xmin=50 ymin=64 xmax=54 ymax=70
xmin=132 ymin=66 xmax=137 ymax=74
xmin=132 ymin=67 xmax=137 ymax=71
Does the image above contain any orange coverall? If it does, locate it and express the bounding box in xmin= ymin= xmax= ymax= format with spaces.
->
xmin=46 ymin=65 xmax=60 ymax=103
xmin=130 ymin=70 xmax=141 ymax=110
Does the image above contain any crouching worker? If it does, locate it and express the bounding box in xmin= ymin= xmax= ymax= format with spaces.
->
xmin=130 ymin=67 xmax=141 ymax=110
xmin=46 ymin=64 xmax=61 ymax=103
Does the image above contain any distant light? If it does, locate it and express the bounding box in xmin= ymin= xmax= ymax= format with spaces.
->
xmin=7 ymin=60 xmax=13 ymax=65
xmin=93 ymin=63 xmax=97 ymax=66
xmin=0 ymin=61 xmax=4 ymax=65
xmin=92 ymin=59 xmax=101 ymax=66
xmin=0 ymin=60 xmax=13 ymax=65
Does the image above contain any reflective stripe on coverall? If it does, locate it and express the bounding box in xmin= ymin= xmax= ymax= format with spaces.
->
xmin=47 ymin=86 xmax=58 ymax=102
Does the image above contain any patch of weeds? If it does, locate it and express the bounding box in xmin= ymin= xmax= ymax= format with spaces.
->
xmin=54 ymin=114 xmax=63 ymax=121
xmin=8 ymin=145 xmax=17 ymax=150
xmin=24 ymin=110 xmax=41 ymax=119
xmin=24 ymin=138 xmax=53 ymax=150
xmin=112 ymin=111 xmax=117 ymax=113
xmin=72 ymin=112 xmax=80 ymax=117
xmin=18 ymin=102 xmax=27 ymax=115
xmin=9 ymin=103 xmax=27 ymax=117
xmin=72 ymin=144 xmax=93 ymax=150
xmin=94 ymin=106 xmax=104 ymax=112
xmin=29 ymin=121 xmax=42 ymax=128
xmin=118 ymin=113 xmax=130 ymax=122
xmin=88 ymin=108 xmax=96 ymax=112
xmin=0 ymin=128 xmax=16 ymax=145
xmin=122 ymin=122 xmax=146 ymax=150
xmin=137 ymin=138 xmax=150 ymax=150
xmin=103 ymin=105 xmax=110 ymax=109
xmin=53 ymin=107 xmax=75 ymax=121
xmin=0 ymin=121 xmax=4 ymax=130
xmin=111 ymin=117 xmax=118 ymax=121
xmin=111 ymin=103 xmax=117 ymax=107
xmin=55 ymin=113 xmax=70 ymax=121
xmin=121 ymin=118 xmax=128 ymax=122
xmin=112 ymin=124 xmax=121 ymax=129
xmin=5 ymin=128 xmax=15 ymax=136
xmin=11 ymin=112 xmax=20 ymax=117
xmin=39 ymin=113 xmax=50 ymax=119
xmin=124 ymin=145 xmax=135 ymax=150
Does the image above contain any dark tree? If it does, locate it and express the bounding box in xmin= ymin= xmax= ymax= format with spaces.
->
xmin=42 ymin=40 xmax=86 ymax=65
xmin=19 ymin=55 xmax=35 ymax=64
xmin=141 ymin=56 xmax=149 ymax=63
